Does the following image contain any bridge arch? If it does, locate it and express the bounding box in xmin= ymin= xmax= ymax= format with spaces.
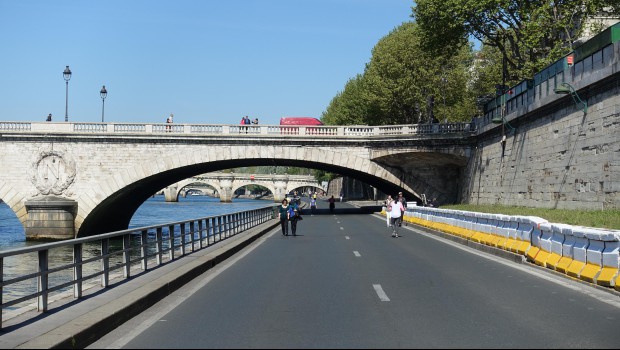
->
xmin=76 ymin=146 xmax=418 ymax=237
xmin=171 ymin=178 xmax=278 ymax=202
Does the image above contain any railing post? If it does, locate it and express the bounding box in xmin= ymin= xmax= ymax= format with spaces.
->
xmin=141 ymin=229 xmax=148 ymax=270
xmin=101 ymin=238 xmax=109 ymax=288
xmin=156 ymin=227 xmax=163 ymax=266
xmin=74 ymin=243 xmax=83 ymax=298
xmin=123 ymin=233 xmax=131 ymax=278
xmin=217 ymin=217 xmax=222 ymax=241
xmin=168 ymin=225 xmax=175 ymax=261
xmin=38 ymin=250 xmax=48 ymax=312
xmin=180 ymin=223 xmax=186 ymax=256
xmin=190 ymin=221 xmax=197 ymax=251
xmin=199 ymin=220 xmax=205 ymax=247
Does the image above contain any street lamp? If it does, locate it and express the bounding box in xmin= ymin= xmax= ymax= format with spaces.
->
xmin=63 ymin=66 xmax=72 ymax=122
xmin=554 ymin=82 xmax=588 ymax=114
xmin=100 ymin=85 xmax=107 ymax=122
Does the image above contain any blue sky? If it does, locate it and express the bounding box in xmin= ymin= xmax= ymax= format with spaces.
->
xmin=0 ymin=0 xmax=415 ymax=125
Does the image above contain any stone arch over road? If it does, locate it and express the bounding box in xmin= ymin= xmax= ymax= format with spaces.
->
xmin=74 ymin=147 xmax=418 ymax=237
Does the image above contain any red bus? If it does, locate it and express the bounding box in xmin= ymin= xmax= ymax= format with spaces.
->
xmin=279 ymin=117 xmax=324 ymax=126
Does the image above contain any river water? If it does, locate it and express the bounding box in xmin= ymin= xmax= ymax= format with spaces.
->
xmin=0 ymin=195 xmax=274 ymax=251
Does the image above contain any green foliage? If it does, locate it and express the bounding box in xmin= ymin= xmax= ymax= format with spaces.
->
xmin=313 ymin=169 xmax=337 ymax=183
xmin=413 ymin=0 xmax=620 ymax=81
xmin=322 ymin=22 xmax=479 ymax=125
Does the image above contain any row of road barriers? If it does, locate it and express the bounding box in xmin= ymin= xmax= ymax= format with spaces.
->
xmin=394 ymin=206 xmax=620 ymax=291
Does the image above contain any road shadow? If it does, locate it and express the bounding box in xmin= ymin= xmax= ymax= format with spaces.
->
xmin=301 ymin=206 xmax=382 ymax=215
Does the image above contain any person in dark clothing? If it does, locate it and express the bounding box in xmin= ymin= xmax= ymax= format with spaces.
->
xmin=278 ymin=199 xmax=290 ymax=236
xmin=328 ymin=195 xmax=336 ymax=213
xmin=397 ymin=192 xmax=408 ymax=227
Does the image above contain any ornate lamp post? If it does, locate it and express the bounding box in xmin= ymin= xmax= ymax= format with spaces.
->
xmin=100 ymin=85 xmax=107 ymax=122
xmin=63 ymin=66 xmax=72 ymax=122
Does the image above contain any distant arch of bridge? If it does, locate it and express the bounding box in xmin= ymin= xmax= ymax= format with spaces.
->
xmin=164 ymin=173 xmax=322 ymax=202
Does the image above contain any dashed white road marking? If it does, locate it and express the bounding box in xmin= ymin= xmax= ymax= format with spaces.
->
xmin=373 ymin=284 xmax=390 ymax=301
xmin=353 ymin=251 xmax=361 ymax=257
xmin=345 ymin=236 xmax=350 ymax=240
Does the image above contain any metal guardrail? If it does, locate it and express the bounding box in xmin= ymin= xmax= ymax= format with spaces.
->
xmin=0 ymin=205 xmax=277 ymax=328
xmin=0 ymin=122 xmax=475 ymax=137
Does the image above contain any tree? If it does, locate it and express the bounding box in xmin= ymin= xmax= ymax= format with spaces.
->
xmin=322 ymin=22 xmax=477 ymax=125
xmin=321 ymin=74 xmax=377 ymax=125
xmin=412 ymin=0 xmax=619 ymax=80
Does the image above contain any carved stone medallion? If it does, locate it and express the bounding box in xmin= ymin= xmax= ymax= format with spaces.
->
xmin=31 ymin=150 xmax=77 ymax=195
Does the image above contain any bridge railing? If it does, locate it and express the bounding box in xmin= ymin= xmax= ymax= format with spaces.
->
xmin=0 ymin=205 xmax=277 ymax=328
xmin=1 ymin=122 xmax=475 ymax=137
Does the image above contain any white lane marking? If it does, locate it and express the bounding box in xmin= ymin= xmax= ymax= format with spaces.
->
xmin=345 ymin=236 xmax=350 ymax=240
xmin=353 ymin=251 xmax=361 ymax=257
xmin=340 ymin=227 xmax=344 ymax=230
xmin=373 ymin=284 xmax=390 ymax=301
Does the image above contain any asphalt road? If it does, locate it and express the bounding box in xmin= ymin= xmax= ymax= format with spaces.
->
xmin=90 ymin=201 xmax=620 ymax=349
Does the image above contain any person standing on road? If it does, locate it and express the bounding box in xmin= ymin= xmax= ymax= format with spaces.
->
xmin=328 ymin=195 xmax=336 ymax=213
xmin=310 ymin=196 xmax=317 ymax=216
xmin=397 ymin=192 xmax=408 ymax=227
xmin=388 ymin=199 xmax=404 ymax=238
xmin=278 ymin=199 xmax=290 ymax=236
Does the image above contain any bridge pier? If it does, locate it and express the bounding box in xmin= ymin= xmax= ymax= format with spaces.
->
xmin=164 ymin=186 xmax=179 ymax=202
xmin=24 ymin=196 xmax=77 ymax=240
xmin=273 ymin=178 xmax=288 ymax=203
xmin=218 ymin=177 xmax=233 ymax=203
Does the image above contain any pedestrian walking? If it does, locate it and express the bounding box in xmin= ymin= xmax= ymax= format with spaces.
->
xmin=310 ymin=196 xmax=317 ymax=216
xmin=278 ymin=199 xmax=290 ymax=236
xmin=384 ymin=195 xmax=393 ymax=227
xmin=388 ymin=199 xmax=404 ymax=238
xmin=46 ymin=113 xmax=52 ymax=122
xmin=288 ymin=200 xmax=302 ymax=236
xmin=397 ymin=192 xmax=408 ymax=227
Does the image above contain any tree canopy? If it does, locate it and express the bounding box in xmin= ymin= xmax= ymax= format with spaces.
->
xmin=322 ymin=22 xmax=477 ymax=125
xmin=412 ymin=0 xmax=619 ymax=81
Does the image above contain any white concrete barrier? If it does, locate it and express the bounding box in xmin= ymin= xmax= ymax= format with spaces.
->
xmin=406 ymin=207 xmax=620 ymax=291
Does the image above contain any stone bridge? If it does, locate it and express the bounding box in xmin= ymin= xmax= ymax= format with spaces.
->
xmin=163 ymin=172 xmax=323 ymax=203
xmin=0 ymin=122 xmax=473 ymax=240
